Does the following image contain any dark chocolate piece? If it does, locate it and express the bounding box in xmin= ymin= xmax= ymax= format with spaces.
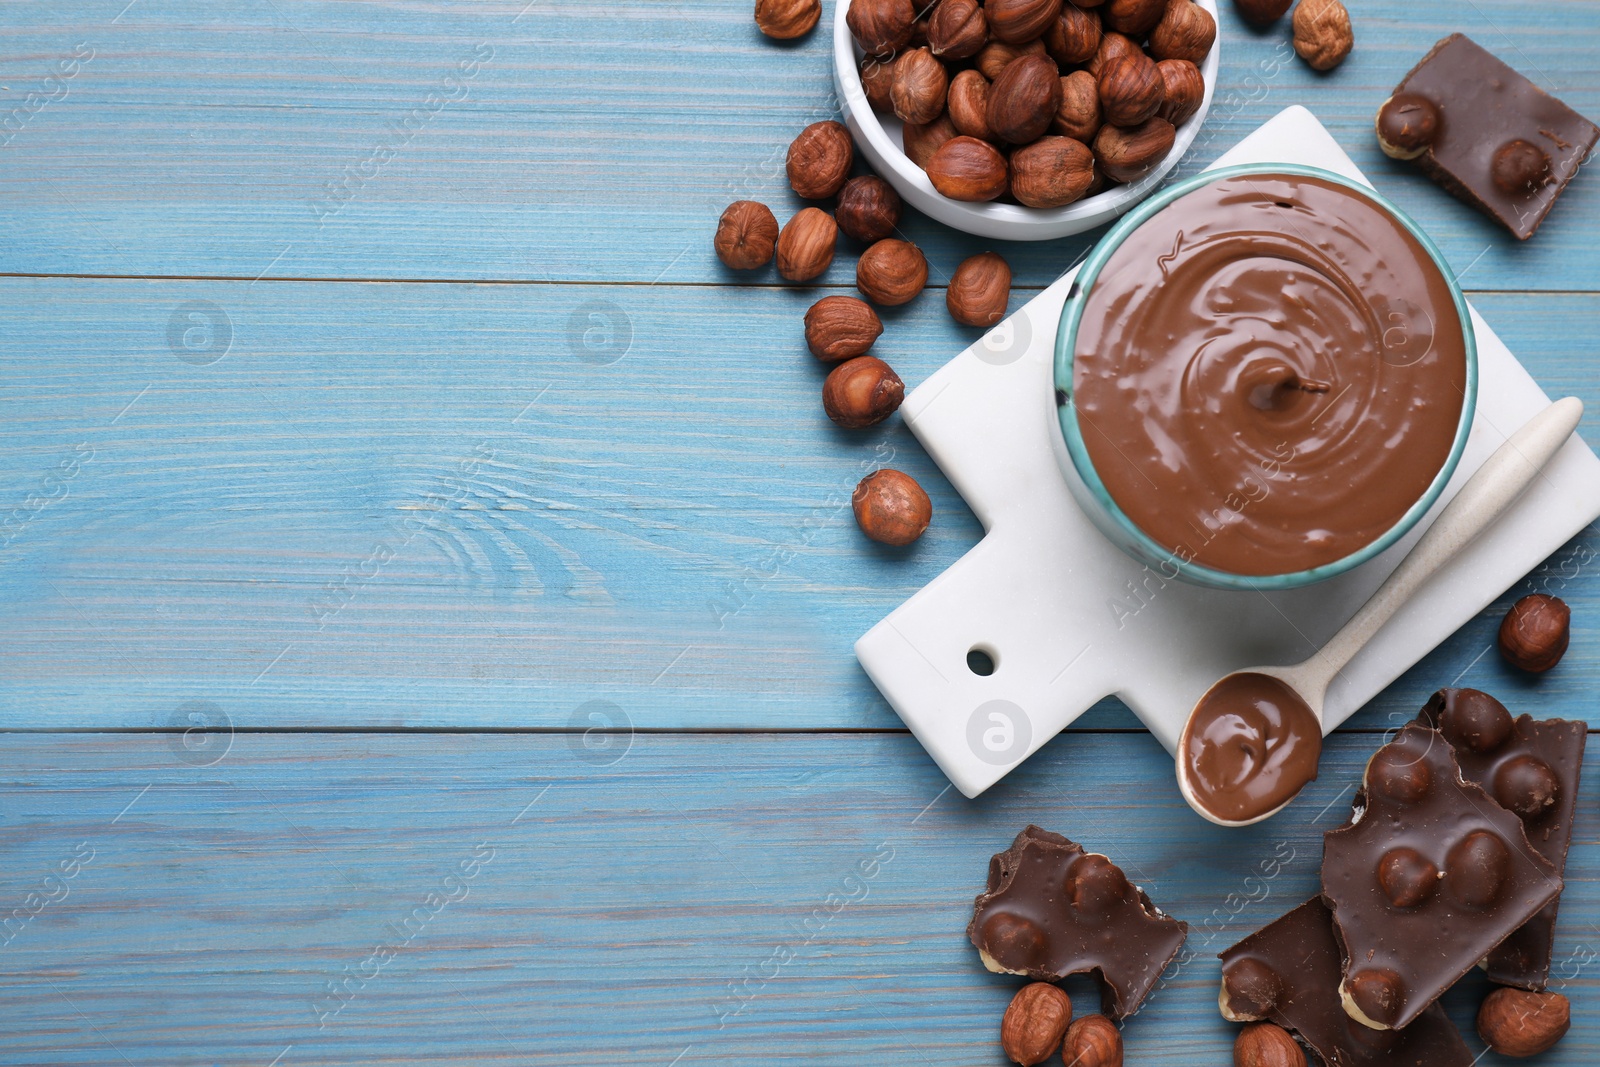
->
xmin=1322 ymin=723 xmax=1562 ymax=1030
xmin=968 ymin=826 xmax=1187 ymax=1018
xmin=1417 ymin=688 xmax=1587 ymax=990
xmin=1220 ymin=898 xmax=1472 ymax=1067
xmin=1378 ymin=34 xmax=1599 ymax=239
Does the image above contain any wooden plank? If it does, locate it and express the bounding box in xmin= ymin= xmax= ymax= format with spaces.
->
xmin=0 ymin=731 xmax=1594 ymax=1065
xmin=0 ymin=1 xmax=1597 ymax=289
xmin=0 ymin=279 xmax=1595 ymax=730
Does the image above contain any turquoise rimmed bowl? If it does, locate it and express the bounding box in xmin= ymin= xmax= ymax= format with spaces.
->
xmin=1051 ymin=163 xmax=1478 ymax=591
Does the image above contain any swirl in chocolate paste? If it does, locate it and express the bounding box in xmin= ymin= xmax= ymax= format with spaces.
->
xmin=1072 ymin=173 xmax=1467 ymax=576
xmin=1182 ymin=672 xmax=1322 ymax=823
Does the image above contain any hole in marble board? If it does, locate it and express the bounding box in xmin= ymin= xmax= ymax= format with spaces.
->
xmin=967 ymin=646 xmax=997 ymax=677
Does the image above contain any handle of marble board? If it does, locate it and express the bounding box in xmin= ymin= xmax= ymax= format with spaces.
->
xmin=1307 ymin=397 xmax=1585 ymax=696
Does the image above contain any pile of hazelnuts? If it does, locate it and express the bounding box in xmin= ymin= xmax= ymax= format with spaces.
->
xmin=716 ymin=118 xmax=1017 ymax=549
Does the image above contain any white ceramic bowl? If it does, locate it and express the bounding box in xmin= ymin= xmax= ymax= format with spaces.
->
xmin=831 ymin=0 xmax=1221 ymax=241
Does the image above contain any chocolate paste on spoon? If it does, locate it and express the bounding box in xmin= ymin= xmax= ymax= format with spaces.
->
xmin=1182 ymin=672 xmax=1321 ymax=823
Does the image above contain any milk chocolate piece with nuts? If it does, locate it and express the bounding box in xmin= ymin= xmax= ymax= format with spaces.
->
xmin=1321 ymin=723 xmax=1562 ymax=1030
xmin=967 ymin=825 xmax=1186 ymax=1019
xmin=1220 ymin=897 xmax=1472 ymax=1067
xmin=1416 ymin=688 xmax=1586 ymax=990
xmin=1376 ymin=34 xmax=1599 ymax=239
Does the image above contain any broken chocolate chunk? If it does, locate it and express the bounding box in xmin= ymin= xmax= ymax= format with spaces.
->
xmin=1220 ymin=897 xmax=1472 ymax=1066
xmin=1322 ymin=722 xmax=1563 ymax=1030
xmin=1417 ymin=688 xmax=1586 ymax=990
xmin=968 ymin=826 xmax=1187 ymax=1019
xmin=1376 ymin=34 xmax=1599 ymax=239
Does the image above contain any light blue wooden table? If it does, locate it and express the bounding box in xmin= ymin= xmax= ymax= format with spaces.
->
xmin=2 ymin=2 xmax=1599 ymax=1063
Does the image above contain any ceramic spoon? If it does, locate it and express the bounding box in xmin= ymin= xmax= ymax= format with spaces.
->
xmin=1176 ymin=396 xmax=1585 ymax=828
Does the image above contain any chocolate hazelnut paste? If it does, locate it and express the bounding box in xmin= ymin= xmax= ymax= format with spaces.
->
xmin=1072 ymin=173 xmax=1468 ymax=576
xmin=1182 ymin=672 xmax=1321 ymax=822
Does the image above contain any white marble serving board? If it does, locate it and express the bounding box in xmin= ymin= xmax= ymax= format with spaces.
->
xmin=856 ymin=106 xmax=1600 ymax=800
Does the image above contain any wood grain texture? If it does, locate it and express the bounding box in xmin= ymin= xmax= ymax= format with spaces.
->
xmin=0 ymin=1 xmax=1597 ymax=289
xmin=0 ymin=731 xmax=1595 ymax=1066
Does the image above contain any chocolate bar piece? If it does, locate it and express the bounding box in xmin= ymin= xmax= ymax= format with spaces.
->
xmin=1221 ymin=897 xmax=1472 ymax=1066
xmin=1321 ymin=722 xmax=1562 ymax=1030
xmin=1417 ymin=688 xmax=1587 ymax=990
xmin=968 ymin=826 xmax=1187 ymax=1018
xmin=1376 ymin=34 xmax=1599 ymax=239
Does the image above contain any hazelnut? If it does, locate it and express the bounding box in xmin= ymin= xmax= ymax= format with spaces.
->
xmin=1233 ymin=1022 xmax=1306 ymax=1067
xmin=787 ymin=120 xmax=854 ymax=199
xmin=1054 ymin=70 xmax=1103 ymax=142
xmin=926 ymin=136 xmax=1010 ymax=201
xmin=1291 ymin=0 xmax=1353 ymax=71
xmin=861 ymin=55 xmax=896 ymax=110
xmin=853 ymin=468 xmax=931 ymax=545
xmin=1010 ymin=136 xmax=1095 ymax=207
xmin=947 ymin=251 xmax=1012 ymax=327
xmin=928 ymin=0 xmax=990 ymax=59
xmin=891 ymin=47 xmax=950 ymax=125
xmin=1097 ymin=51 xmax=1163 ymax=127
xmin=1492 ymin=139 xmax=1553 ymax=196
xmin=976 ymin=38 xmax=1047 ymax=80
xmin=1221 ymin=959 xmax=1283 ymax=1021
xmin=1499 ymin=593 xmax=1570 ymax=672
xmin=1101 ymin=0 xmax=1166 ymax=36
xmin=1344 ymin=967 xmax=1405 ymax=1029
xmin=1149 ymin=0 xmax=1216 ymax=63
xmin=847 ymin=0 xmax=916 ymax=56
xmin=1044 ymin=4 xmax=1102 ymax=66
xmin=754 ymin=0 xmax=821 ymax=40
xmin=1156 ymin=59 xmax=1204 ymax=125
xmin=856 ymin=238 xmax=929 ymax=305
xmin=1087 ymin=31 xmax=1138 ymax=78
xmin=1478 ymin=988 xmax=1570 ymax=1057
xmin=714 ymin=201 xmax=779 ymax=270
xmin=775 ymin=207 xmax=838 ymax=281
xmin=908 ymin=13 xmax=930 ymax=48
xmin=1234 ymin=0 xmax=1292 ymax=25
xmin=1093 ymin=116 xmax=1175 ymax=183
xmin=988 ymin=0 xmax=1066 ymax=45
xmin=836 ymin=175 xmax=902 ymax=242
xmin=1001 ymin=982 xmax=1073 ymax=1065
xmin=805 ymin=295 xmax=883 ymax=362
xmin=1375 ymin=93 xmax=1440 ymax=160
xmin=948 ymin=69 xmax=994 ymax=140
xmin=987 ymin=52 xmax=1063 ymax=144
xmin=902 ymin=112 xmax=959 ymax=168
xmin=825 ymin=356 xmax=904 ymax=429
xmin=1060 ymin=1014 xmax=1121 ymax=1067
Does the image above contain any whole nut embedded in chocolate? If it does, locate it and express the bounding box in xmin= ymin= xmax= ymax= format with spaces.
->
xmin=1220 ymin=957 xmax=1284 ymax=1020
xmin=1492 ymin=139 xmax=1553 ymax=196
xmin=1010 ymin=136 xmax=1095 ymax=207
xmin=860 ymin=55 xmax=896 ymax=110
xmin=1149 ymin=0 xmax=1216 ymax=63
xmin=714 ymin=201 xmax=779 ymax=270
xmin=928 ymin=0 xmax=990 ymax=59
xmin=1093 ymin=117 xmax=1175 ymax=183
xmin=787 ymin=120 xmax=854 ymax=199
xmin=853 ymin=468 xmax=931 ymax=545
xmin=847 ymin=0 xmax=916 ymax=56
xmin=825 ymin=356 xmax=905 ymax=429
xmin=1499 ymin=593 xmax=1570 ymax=672
xmin=947 ymin=251 xmax=1012 ymax=327
xmin=805 ymin=295 xmax=883 ymax=362
xmin=976 ymin=38 xmax=1047 ymax=80
xmin=835 ymin=175 xmax=902 ymax=243
xmin=987 ymin=0 xmax=1065 ymax=45
xmin=754 ymin=0 xmax=820 ymax=40
xmin=926 ymin=135 xmax=1010 ymax=201
xmin=1291 ymin=0 xmax=1353 ymax=71
xmin=775 ymin=207 xmax=838 ymax=281
xmin=987 ymin=52 xmax=1063 ymax=144
xmin=1097 ymin=51 xmax=1164 ymax=128
xmin=1156 ymin=59 xmax=1204 ymax=125
xmin=1234 ymin=0 xmax=1292 ymax=25
xmin=1000 ymin=982 xmax=1072 ymax=1066
xmin=948 ymin=69 xmax=995 ymax=140
xmin=902 ymin=112 xmax=959 ymax=167
xmin=1044 ymin=4 xmax=1102 ymax=66
xmin=1233 ymin=1022 xmax=1306 ymax=1067
xmin=1478 ymin=988 xmax=1570 ymax=1057
xmin=1061 ymin=1014 xmax=1122 ymax=1067
xmin=856 ymin=238 xmax=929 ymax=305
xmin=1101 ymin=0 xmax=1166 ymax=37
xmin=891 ymin=47 xmax=950 ymax=125
xmin=1054 ymin=70 xmax=1103 ymax=142
xmin=1375 ymin=93 xmax=1441 ymax=159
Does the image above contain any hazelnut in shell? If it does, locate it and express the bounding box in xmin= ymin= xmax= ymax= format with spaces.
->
xmin=1010 ymin=136 xmax=1095 ymax=208
xmin=824 ymin=356 xmax=904 ymax=429
xmin=987 ymin=0 xmax=1066 ymax=45
xmin=1000 ymin=982 xmax=1072 ymax=1065
xmin=714 ymin=201 xmax=779 ymax=270
xmin=902 ymin=112 xmax=959 ymax=168
xmin=754 ymin=0 xmax=821 ymax=40
xmin=847 ymin=0 xmax=916 ymax=56
xmin=928 ymin=0 xmax=990 ymax=59
xmin=860 ymin=56 xmax=896 ymax=110
xmin=1156 ymin=59 xmax=1204 ymax=126
xmin=1478 ymin=988 xmax=1570 ymax=1057
xmin=1044 ymin=4 xmax=1101 ymax=66
xmin=1097 ymin=50 xmax=1164 ymax=128
xmin=1234 ymin=0 xmax=1292 ymax=25
xmin=856 ymin=238 xmax=929 ymax=305
xmin=976 ymin=38 xmax=1047 ymax=80
xmin=1233 ymin=1022 xmax=1306 ymax=1067
xmin=805 ymin=295 xmax=882 ymax=362
xmin=947 ymin=251 xmax=1012 ymax=327
xmin=947 ymin=69 xmax=994 ymax=141
xmin=987 ymin=52 xmax=1064 ymax=144
xmin=1498 ymin=593 xmax=1570 ymax=672
xmin=926 ymin=136 xmax=1010 ymax=202
xmin=1054 ymin=70 xmax=1102 ymax=142
xmin=786 ymin=120 xmax=853 ymax=200
xmin=853 ymin=469 xmax=931 ymax=545
xmin=1101 ymin=0 xmax=1166 ymax=37
xmin=1292 ymin=0 xmax=1353 ymax=71
xmin=835 ymin=175 xmax=902 ymax=243
xmin=775 ymin=207 xmax=838 ymax=282
xmin=1061 ymin=1014 xmax=1122 ymax=1067
xmin=891 ymin=47 xmax=950 ymax=125
xmin=1093 ymin=117 xmax=1175 ymax=183
xmin=1087 ymin=31 xmax=1138 ymax=78
xmin=1149 ymin=0 xmax=1215 ymax=64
